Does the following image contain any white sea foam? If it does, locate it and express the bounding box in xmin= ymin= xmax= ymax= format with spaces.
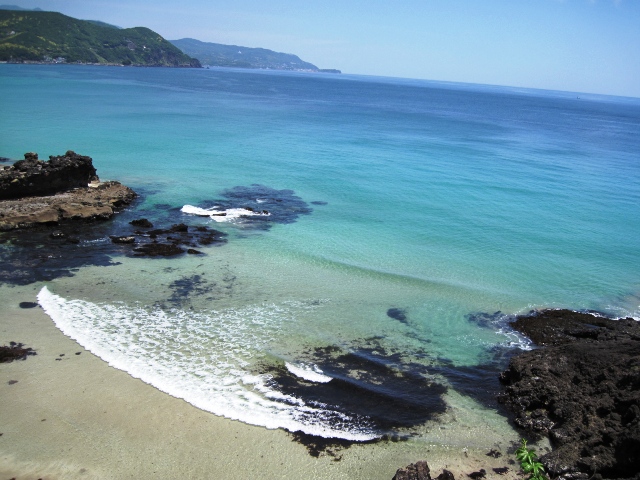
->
xmin=181 ymin=205 xmax=270 ymax=223
xmin=496 ymin=327 xmax=534 ymax=351
xmin=285 ymin=362 xmax=333 ymax=383
xmin=37 ymin=286 xmax=375 ymax=441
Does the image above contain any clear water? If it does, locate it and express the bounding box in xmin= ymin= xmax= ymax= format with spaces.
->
xmin=2 ymin=64 xmax=640 ymax=443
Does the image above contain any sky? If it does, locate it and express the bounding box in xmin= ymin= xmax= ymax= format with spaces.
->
xmin=5 ymin=0 xmax=640 ymax=97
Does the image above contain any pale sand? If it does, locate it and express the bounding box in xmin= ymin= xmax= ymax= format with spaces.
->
xmin=0 ymin=283 xmax=525 ymax=480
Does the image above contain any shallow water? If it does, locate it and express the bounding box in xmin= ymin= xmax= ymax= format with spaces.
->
xmin=1 ymin=64 xmax=639 ymax=446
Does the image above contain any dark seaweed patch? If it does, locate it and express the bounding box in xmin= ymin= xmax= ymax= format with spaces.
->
xmin=167 ymin=274 xmax=216 ymax=306
xmin=152 ymin=203 xmax=173 ymax=210
xmin=289 ymin=430 xmax=378 ymax=459
xmin=430 ymin=345 xmax=517 ymax=409
xmin=387 ymin=307 xmax=408 ymax=324
xmin=0 ymin=199 xmax=231 ymax=284
xmin=164 ymin=268 xmax=236 ymax=307
xmin=269 ymin=327 xmax=519 ymax=455
xmin=195 ymin=184 xmax=312 ymax=230
xmin=0 ymin=223 xmax=122 ymax=285
xmin=259 ymin=339 xmax=448 ymax=445
xmin=466 ymin=311 xmax=506 ymax=329
xmin=0 ymin=342 xmax=36 ymax=363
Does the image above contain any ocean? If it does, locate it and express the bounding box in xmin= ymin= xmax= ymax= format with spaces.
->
xmin=1 ymin=64 xmax=639 ymax=446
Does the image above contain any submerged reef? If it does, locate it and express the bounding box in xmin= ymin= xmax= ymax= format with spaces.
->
xmin=183 ymin=184 xmax=313 ymax=230
xmin=499 ymin=309 xmax=640 ymax=480
xmin=0 ymin=157 xmax=314 ymax=285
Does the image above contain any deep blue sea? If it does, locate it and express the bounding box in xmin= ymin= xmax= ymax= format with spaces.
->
xmin=2 ymin=64 xmax=640 ymax=445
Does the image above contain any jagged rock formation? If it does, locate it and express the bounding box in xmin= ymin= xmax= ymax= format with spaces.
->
xmin=392 ymin=461 xmax=456 ymax=480
xmin=0 ymin=151 xmax=98 ymax=199
xmin=499 ymin=309 xmax=640 ymax=480
xmin=0 ymin=151 xmax=137 ymax=230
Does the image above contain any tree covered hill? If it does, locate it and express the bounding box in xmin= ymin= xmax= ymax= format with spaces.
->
xmin=0 ymin=9 xmax=201 ymax=67
xmin=170 ymin=37 xmax=340 ymax=73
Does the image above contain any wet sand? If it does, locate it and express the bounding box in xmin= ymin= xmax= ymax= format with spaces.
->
xmin=0 ymin=283 xmax=524 ymax=480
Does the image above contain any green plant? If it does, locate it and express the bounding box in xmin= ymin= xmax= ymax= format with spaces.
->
xmin=516 ymin=439 xmax=548 ymax=480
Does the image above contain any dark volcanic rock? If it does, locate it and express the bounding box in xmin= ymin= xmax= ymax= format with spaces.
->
xmin=0 ymin=151 xmax=98 ymax=200
xmin=393 ymin=461 xmax=431 ymax=480
xmin=466 ymin=470 xmax=485 ymax=479
xmin=127 ymin=223 xmax=226 ymax=258
xmin=133 ymin=242 xmax=184 ymax=257
xmin=19 ymin=301 xmax=38 ymax=308
xmin=392 ymin=461 xmax=456 ymax=480
xmin=499 ymin=309 xmax=640 ymax=480
xmin=0 ymin=151 xmax=137 ymax=231
xmin=130 ymin=218 xmax=153 ymax=228
xmin=436 ymin=471 xmax=455 ymax=480
xmin=110 ymin=236 xmax=136 ymax=244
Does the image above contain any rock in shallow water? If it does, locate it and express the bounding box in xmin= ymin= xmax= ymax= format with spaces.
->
xmin=0 ymin=181 xmax=137 ymax=231
xmin=0 ymin=151 xmax=137 ymax=231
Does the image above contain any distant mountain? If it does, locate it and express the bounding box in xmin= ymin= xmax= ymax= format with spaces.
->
xmin=170 ymin=37 xmax=340 ymax=73
xmin=0 ymin=5 xmax=43 ymax=10
xmin=0 ymin=5 xmax=121 ymax=28
xmin=84 ymin=20 xmax=122 ymax=30
xmin=0 ymin=9 xmax=201 ymax=67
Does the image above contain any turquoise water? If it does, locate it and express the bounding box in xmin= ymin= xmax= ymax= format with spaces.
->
xmin=2 ymin=64 xmax=640 ymax=442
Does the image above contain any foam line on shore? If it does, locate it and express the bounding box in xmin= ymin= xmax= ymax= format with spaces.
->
xmin=37 ymin=286 xmax=376 ymax=441
xmin=285 ymin=362 xmax=333 ymax=383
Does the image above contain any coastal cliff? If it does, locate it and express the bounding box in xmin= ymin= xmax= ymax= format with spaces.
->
xmin=0 ymin=9 xmax=201 ymax=67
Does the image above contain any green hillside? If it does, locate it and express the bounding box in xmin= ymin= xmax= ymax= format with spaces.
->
xmin=171 ymin=37 xmax=339 ymax=73
xmin=0 ymin=9 xmax=201 ymax=67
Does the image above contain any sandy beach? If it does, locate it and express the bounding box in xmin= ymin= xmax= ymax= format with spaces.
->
xmin=0 ymin=282 xmax=525 ymax=480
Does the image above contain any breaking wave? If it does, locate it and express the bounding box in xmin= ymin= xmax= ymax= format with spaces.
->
xmin=37 ymin=286 xmax=377 ymax=441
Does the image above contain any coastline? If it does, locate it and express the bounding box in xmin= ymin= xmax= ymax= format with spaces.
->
xmin=0 ymin=163 xmax=580 ymax=478
xmin=0 ymin=283 xmax=524 ymax=480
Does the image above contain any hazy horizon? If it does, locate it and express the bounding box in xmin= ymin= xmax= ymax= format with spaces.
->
xmin=3 ymin=0 xmax=639 ymax=98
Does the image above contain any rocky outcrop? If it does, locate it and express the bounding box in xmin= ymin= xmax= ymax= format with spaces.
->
xmin=124 ymin=223 xmax=226 ymax=257
xmin=0 ymin=180 xmax=137 ymax=231
xmin=0 ymin=152 xmax=137 ymax=231
xmin=0 ymin=151 xmax=99 ymax=199
xmin=499 ymin=309 xmax=640 ymax=480
xmin=392 ymin=461 xmax=455 ymax=480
